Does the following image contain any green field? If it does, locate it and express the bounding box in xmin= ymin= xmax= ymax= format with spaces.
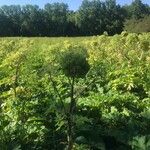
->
xmin=0 ymin=33 xmax=150 ymax=149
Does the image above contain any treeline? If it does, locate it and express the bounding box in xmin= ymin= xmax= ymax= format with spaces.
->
xmin=0 ymin=0 xmax=149 ymax=36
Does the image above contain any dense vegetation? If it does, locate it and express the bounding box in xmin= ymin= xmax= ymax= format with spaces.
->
xmin=0 ymin=0 xmax=150 ymax=36
xmin=0 ymin=32 xmax=150 ymax=149
xmin=124 ymin=15 xmax=150 ymax=33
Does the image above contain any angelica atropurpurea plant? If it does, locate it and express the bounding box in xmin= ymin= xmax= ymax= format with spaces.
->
xmin=48 ymin=44 xmax=90 ymax=150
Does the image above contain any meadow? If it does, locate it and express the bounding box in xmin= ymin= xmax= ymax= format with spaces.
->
xmin=0 ymin=32 xmax=150 ymax=150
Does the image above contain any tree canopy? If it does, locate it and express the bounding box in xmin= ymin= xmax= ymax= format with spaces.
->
xmin=0 ymin=0 xmax=149 ymax=36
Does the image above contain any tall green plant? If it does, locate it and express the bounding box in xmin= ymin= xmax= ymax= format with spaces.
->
xmin=49 ymin=44 xmax=90 ymax=150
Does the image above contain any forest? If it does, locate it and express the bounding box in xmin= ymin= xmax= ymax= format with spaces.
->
xmin=0 ymin=0 xmax=150 ymax=36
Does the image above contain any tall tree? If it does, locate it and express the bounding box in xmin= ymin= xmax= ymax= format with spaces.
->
xmin=0 ymin=5 xmax=22 ymax=36
xmin=0 ymin=12 xmax=13 ymax=36
xmin=123 ymin=0 xmax=150 ymax=19
xmin=76 ymin=0 xmax=106 ymax=35
xmin=21 ymin=5 xmax=45 ymax=36
xmin=104 ymin=0 xmax=126 ymax=35
xmin=44 ymin=3 xmax=69 ymax=36
xmin=76 ymin=0 xmax=125 ymax=35
xmin=66 ymin=11 xmax=80 ymax=36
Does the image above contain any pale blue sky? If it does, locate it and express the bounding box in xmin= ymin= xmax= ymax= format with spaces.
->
xmin=0 ymin=0 xmax=149 ymax=10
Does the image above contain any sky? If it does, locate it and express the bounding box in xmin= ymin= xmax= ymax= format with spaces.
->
xmin=0 ymin=0 xmax=150 ymax=10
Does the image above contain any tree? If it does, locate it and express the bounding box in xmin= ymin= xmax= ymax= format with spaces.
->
xmin=21 ymin=5 xmax=45 ymax=36
xmin=66 ymin=11 xmax=80 ymax=36
xmin=123 ymin=0 xmax=150 ymax=19
xmin=124 ymin=15 xmax=150 ymax=33
xmin=0 ymin=5 xmax=21 ymax=36
xmin=104 ymin=0 xmax=126 ymax=35
xmin=44 ymin=3 xmax=69 ymax=36
xmin=76 ymin=0 xmax=125 ymax=35
xmin=0 ymin=12 xmax=13 ymax=36
xmin=76 ymin=0 xmax=106 ymax=35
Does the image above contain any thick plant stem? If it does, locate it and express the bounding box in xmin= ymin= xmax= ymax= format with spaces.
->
xmin=67 ymin=77 xmax=75 ymax=150
xmin=67 ymin=114 xmax=73 ymax=150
